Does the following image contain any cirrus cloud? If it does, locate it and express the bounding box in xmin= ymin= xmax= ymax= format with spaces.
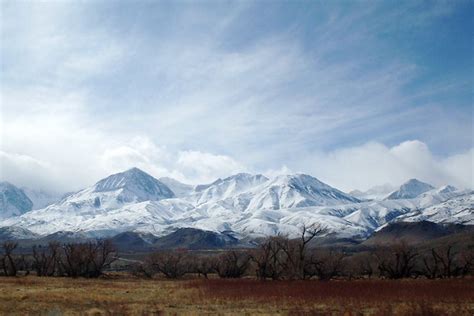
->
xmin=0 ymin=1 xmax=472 ymax=194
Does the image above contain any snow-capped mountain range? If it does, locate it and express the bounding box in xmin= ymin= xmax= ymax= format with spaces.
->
xmin=0 ymin=168 xmax=472 ymax=240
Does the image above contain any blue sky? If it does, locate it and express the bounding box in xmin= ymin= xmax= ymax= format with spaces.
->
xmin=1 ymin=0 xmax=472 ymax=191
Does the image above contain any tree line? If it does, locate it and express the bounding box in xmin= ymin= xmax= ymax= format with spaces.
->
xmin=0 ymin=239 xmax=115 ymax=278
xmin=1 ymin=224 xmax=473 ymax=280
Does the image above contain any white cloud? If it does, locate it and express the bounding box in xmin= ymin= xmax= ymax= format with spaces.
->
xmin=0 ymin=134 xmax=247 ymax=191
xmin=100 ymin=137 xmax=246 ymax=184
xmin=1 ymin=136 xmax=472 ymax=194
xmin=304 ymin=140 xmax=473 ymax=192
xmin=177 ymin=150 xmax=246 ymax=184
xmin=263 ymin=165 xmax=293 ymax=179
xmin=0 ymin=151 xmax=53 ymax=190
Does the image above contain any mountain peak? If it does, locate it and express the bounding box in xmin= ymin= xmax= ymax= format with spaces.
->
xmin=385 ymin=178 xmax=434 ymax=200
xmin=191 ymin=172 xmax=269 ymax=204
xmin=247 ymin=173 xmax=360 ymax=209
xmin=0 ymin=181 xmax=17 ymax=190
xmin=224 ymin=172 xmax=252 ymax=179
xmin=158 ymin=177 xmax=194 ymax=198
xmin=114 ymin=167 xmax=160 ymax=180
xmin=223 ymin=173 xmax=268 ymax=182
xmin=273 ymin=173 xmax=329 ymax=189
xmin=438 ymin=185 xmax=457 ymax=194
xmin=406 ymin=178 xmax=428 ymax=185
xmin=402 ymin=178 xmax=434 ymax=190
xmin=127 ymin=167 xmax=142 ymax=172
xmin=92 ymin=168 xmax=175 ymax=201
xmin=0 ymin=181 xmax=33 ymax=218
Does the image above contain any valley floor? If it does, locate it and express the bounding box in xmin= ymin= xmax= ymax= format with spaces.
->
xmin=0 ymin=276 xmax=473 ymax=315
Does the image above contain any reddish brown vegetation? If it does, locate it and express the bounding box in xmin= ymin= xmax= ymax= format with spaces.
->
xmin=187 ymin=278 xmax=474 ymax=315
xmin=190 ymin=278 xmax=474 ymax=303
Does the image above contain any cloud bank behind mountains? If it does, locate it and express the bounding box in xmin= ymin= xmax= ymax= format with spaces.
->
xmin=1 ymin=137 xmax=471 ymax=193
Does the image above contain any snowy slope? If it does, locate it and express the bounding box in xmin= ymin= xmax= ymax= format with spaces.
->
xmin=6 ymin=190 xmax=471 ymax=239
xmin=244 ymin=174 xmax=361 ymax=210
xmin=415 ymin=185 xmax=462 ymax=207
xmin=22 ymin=187 xmax=63 ymax=210
xmin=350 ymin=184 xmax=395 ymax=200
xmin=0 ymin=182 xmax=33 ymax=219
xmin=158 ymin=177 xmax=194 ymax=197
xmin=93 ymin=167 xmax=175 ymax=202
xmin=400 ymin=191 xmax=474 ymax=225
xmin=385 ymin=179 xmax=434 ymax=200
xmin=189 ymin=173 xmax=269 ymax=205
xmin=182 ymin=173 xmax=362 ymax=221
xmin=5 ymin=198 xmax=194 ymax=236
xmin=49 ymin=167 xmax=174 ymax=210
xmin=1 ymin=168 xmax=178 ymax=235
xmin=0 ymin=226 xmax=38 ymax=240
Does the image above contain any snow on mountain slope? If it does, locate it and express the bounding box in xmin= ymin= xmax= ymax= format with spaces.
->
xmin=385 ymin=179 xmax=434 ymax=200
xmin=415 ymin=185 xmax=463 ymax=207
xmin=1 ymin=169 xmax=472 ymax=240
xmin=93 ymin=167 xmax=175 ymax=202
xmin=14 ymin=187 xmax=469 ymax=239
xmin=42 ymin=167 xmax=175 ymax=211
xmin=244 ymin=190 xmax=473 ymax=238
xmin=341 ymin=200 xmax=417 ymax=235
xmin=4 ymin=198 xmax=195 ymax=236
xmin=158 ymin=177 xmax=194 ymax=197
xmin=0 ymin=182 xmax=33 ymax=219
xmin=401 ymin=191 xmax=474 ymax=225
xmin=245 ymin=174 xmax=361 ymax=210
xmin=350 ymin=184 xmax=395 ymax=201
xmin=22 ymin=187 xmax=63 ymax=210
xmin=437 ymin=185 xmax=458 ymax=194
xmin=237 ymin=199 xmax=418 ymax=238
xmin=189 ymin=173 xmax=269 ymax=205
xmin=187 ymin=173 xmax=362 ymax=219
xmin=1 ymin=168 xmax=180 ymax=235
xmin=0 ymin=226 xmax=38 ymax=240
xmin=184 ymin=198 xmax=422 ymax=239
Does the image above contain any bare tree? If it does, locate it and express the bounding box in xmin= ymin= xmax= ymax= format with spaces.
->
xmin=346 ymin=252 xmax=375 ymax=279
xmin=250 ymin=236 xmax=287 ymax=280
xmin=277 ymin=224 xmax=327 ymax=279
xmin=32 ymin=242 xmax=61 ymax=276
xmin=62 ymin=240 xmax=116 ymax=278
xmin=422 ymin=245 xmax=474 ymax=279
xmin=214 ymin=250 xmax=250 ymax=278
xmin=459 ymin=248 xmax=474 ymax=277
xmin=88 ymin=239 xmax=116 ymax=277
xmin=148 ymin=250 xmax=189 ymax=279
xmin=432 ymin=245 xmax=460 ymax=278
xmin=131 ymin=261 xmax=156 ymax=279
xmin=375 ymin=242 xmax=419 ymax=279
xmin=1 ymin=242 xmax=18 ymax=276
xmin=62 ymin=243 xmax=87 ymax=277
xmin=309 ymin=250 xmax=346 ymax=281
xmin=422 ymin=248 xmax=441 ymax=279
xmin=190 ymin=255 xmax=214 ymax=279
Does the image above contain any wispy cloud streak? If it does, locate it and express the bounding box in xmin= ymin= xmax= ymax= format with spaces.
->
xmin=0 ymin=1 xmax=472 ymax=191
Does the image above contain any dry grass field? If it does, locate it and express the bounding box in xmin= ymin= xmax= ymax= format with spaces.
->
xmin=0 ymin=276 xmax=473 ymax=315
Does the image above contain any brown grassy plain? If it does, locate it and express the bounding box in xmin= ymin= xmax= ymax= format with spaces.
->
xmin=0 ymin=275 xmax=472 ymax=315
